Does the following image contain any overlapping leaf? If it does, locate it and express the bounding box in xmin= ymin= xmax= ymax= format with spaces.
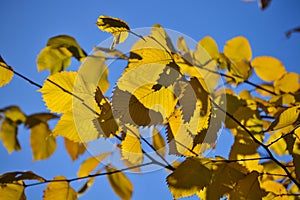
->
xmin=0 ymin=181 xmax=26 ymax=200
xmin=43 ymin=176 xmax=77 ymax=200
xmin=64 ymin=138 xmax=86 ymax=161
xmin=0 ymin=56 xmax=14 ymax=88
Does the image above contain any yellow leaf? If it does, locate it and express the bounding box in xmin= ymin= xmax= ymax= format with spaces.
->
xmin=274 ymin=72 xmax=299 ymax=93
xmin=224 ymin=36 xmax=252 ymax=61
xmin=0 ymin=106 xmax=26 ymax=124
xmin=77 ymin=152 xmax=110 ymax=178
xmin=229 ymin=171 xmax=262 ymax=200
xmin=43 ymin=176 xmax=77 ymax=200
xmin=167 ymin=157 xmax=212 ymax=199
xmin=0 ymin=182 xmax=26 ymax=200
xmin=251 ymin=56 xmax=286 ymax=82
xmin=46 ymin=35 xmax=87 ymax=62
xmin=152 ymin=127 xmax=166 ymax=157
xmin=0 ymin=118 xmax=20 ymax=154
xmin=37 ymin=46 xmax=72 ymax=74
xmin=261 ymin=180 xmax=288 ymax=200
xmin=266 ymin=126 xmax=293 ymax=156
xmin=40 ymin=71 xmax=77 ymax=113
xmin=0 ymin=171 xmax=45 ymax=184
xmin=30 ymin=122 xmax=56 ymax=161
xmin=25 ymin=113 xmax=58 ymax=128
xmin=199 ymin=36 xmax=219 ymax=59
xmin=256 ymin=83 xmax=275 ymax=96
xmin=106 ymin=166 xmax=133 ymax=200
xmin=121 ymin=126 xmax=143 ymax=165
xmin=64 ymin=138 xmax=86 ymax=161
xmin=0 ymin=56 xmax=14 ymax=88
xmin=206 ymin=162 xmax=248 ymax=199
xmin=96 ymin=15 xmax=130 ymax=49
xmin=177 ymin=36 xmax=189 ymax=54
xmin=236 ymin=154 xmax=263 ymax=172
xmin=227 ymin=60 xmax=252 ymax=84
xmin=268 ymin=105 xmax=300 ymax=131
xmin=77 ymin=176 xmax=96 ymax=196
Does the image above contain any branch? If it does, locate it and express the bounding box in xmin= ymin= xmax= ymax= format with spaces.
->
xmin=24 ymin=162 xmax=153 ymax=188
xmin=210 ymin=98 xmax=300 ymax=190
xmin=211 ymin=156 xmax=271 ymax=163
xmin=266 ymin=128 xmax=296 ymax=147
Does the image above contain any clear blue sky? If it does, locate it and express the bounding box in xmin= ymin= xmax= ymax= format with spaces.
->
xmin=1 ymin=0 xmax=300 ymax=199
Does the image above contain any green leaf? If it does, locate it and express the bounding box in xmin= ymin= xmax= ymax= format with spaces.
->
xmin=43 ymin=176 xmax=77 ymax=200
xmin=0 ymin=56 xmax=14 ymax=88
xmin=106 ymin=166 xmax=133 ymax=200
xmin=229 ymin=171 xmax=262 ymax=200
xmin=167 ymin=157 xmax=212 ymax=199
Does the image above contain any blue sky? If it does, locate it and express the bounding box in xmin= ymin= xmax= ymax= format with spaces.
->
xmin=1 ymin=0 xmax=300 ymax=199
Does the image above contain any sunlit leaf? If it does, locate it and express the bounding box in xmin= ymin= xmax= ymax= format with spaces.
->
xmin=199 ymin=36 xmax=219 ymax=59
xmin=268 ymin=105 xmax=300 ymax=131
xmin=0 ymin=118 xmax=20 ymax=154
xmin=25 ymin=113 xmax=58 ymax=128
xmin=274 ymin=72 xmax=299 ymax=93
xmin=236 ymin=153 xmax=264 ymax=172
xmin=121 ymin=126 xmax=143 ymax=165
xmin=106 ymin=166 xmax=133 ymax=200
xmin=0 ymin=106 xmax=27 ymax=124
xmin=229 ymin=171 xmax=262 ymax=200
xmin=256 ymin=83 xmax=275 ymax=96
xmin=77 ymin=152 xmax=110 ymax=178
xmin=224 ymin=36 xmax=252 ymax=61
xmin=177 ymin=36 xmax=189 ymax=54
xmin=152 ymin=127 xmax=166 ymax=157
xmin=40 ymin=71 xmax=77 ymax=113
xmin=46 ymin=35 xmax=87 ymax=62
xmin=0 ymin=171 xmax=45 ymax=184
xmin=96 ymin=15 xmax=130 ymax=49
xmin=261 ymin=160 xmax=286 ymax=181
xmin=206 ymin=161 xmax=248 ymax=199
xmin=260 ymin=180 xmax=288 ymax=200
xmin=30 ymin=122 xmax=56 ymax=161
xmin=43 ymin=176 xmax=77 ymax=200
xmin=0 ymin=182 xmax=26 ymax=200
xmin=251 ymin=56 xmax=286 ymax=82
xmin=64 ymin=138 xmax=86 ymax=161
xmin=166 ymin=157 xmax=212 ymax=199
xmin=0 ymin=56 xmax=14 ymax=88
xmin=37 ymin=46 xmax=72 ymax=74
xmin=227 ymin=60 xmax=252 ymax=84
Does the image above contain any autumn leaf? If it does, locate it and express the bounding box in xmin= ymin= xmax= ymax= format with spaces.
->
xmin=152 ymin=127 xmax=166 ymax=157
xmin=43 ymin=176 xmax=77 ymax=200
xmin=224 ymin=36 xmax=252 ymax=62
xmin=0 ymin=118 xmax=20 ymax=154
xmin=121 ymin=126 xmax=143 ymax=165
xmin=25 ymin=113 xmax=58 ymax=128
xmin=77 ymin=152 xmax=110 ymax=177
xmin=260 ymin=180 xmax=289 ymax=200
xmin=0 ymin=182 xmax=26 ymax=200
xmin=199 ymin=36 xmax=219 ymax=59
xmin=274 ymin=72 xmax=299 ymax=93
xmin=96 ymin=15 xmax=130 ymax=49
xmin=30 ymin=122 xmax=56 ymax=161
xmin=0 ymin=171 xmax=45 ymax=184
xmin=166 ymin=157 xmax=212 ymax=199
xmin=77 ymin=176 xmax=96 ymax=196
xmin=251 ymin=56 xmax=286 ymax=82
xmin=64 ymin=138 xmax=86 ymax=161
xmin=106 ymin=166 xmax=133 ymax=200
xmin=0 ymin=106 xmax=27 ymax=124
xmin=0 ymin=56 xmax=14 ymax=88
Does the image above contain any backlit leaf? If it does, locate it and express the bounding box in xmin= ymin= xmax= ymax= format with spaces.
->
xmin=166 ymin=157 xmax=212 ymax=199
xmin=268 ymin=105 xmax=300 ymax=131
xmin=199 ymin=36 xmax=219 ymax=59
xmin=43 ymin=176 xmax=77 ymax=200
xmin=96 ymin=15 xmax=130 ymax=49
xmin=37 ymin=46 xmax=72 ymax=74
xmin=0 ymin=171 xmax=45 ymax=184
xmin=152 ymin=127 xmax=166 ymax=157
xmin=40 ymin=71 xmax=77 ymax=113
xmin=64 ymin=138 xmax=86 ymax=161
xmin=0 ymin=182 xmax=26 ymax=200
xmin=30 ymin=122 xmax=56 ymax=161
xmin=224 ymin=36 xmax=252 ymax=61
xmin=251 ymin=56 xmax=286 ymax=82
xmin=77 ymin=152 xmax=110 ymax=178
xmin=106 ymin=166 xmax=133 ymax=200
xmin=46 ymin=35 xmax=87 ymax=62
xmin=260 ymin=180 xmax=288 ymax=200
xmin=274 ymin=72 xmax=299 ymax=93
xmin=256 ymin=83 xmax=275 ymax=96
xmin=266 ymin=126 xmax=293 ymax=156
xmin=229 ymin=171 xmax=262 ymax=200
xmin=0 ymin=118 xmax=20 ymax=154
xmin=177 ymin=36 xmax=189 ymax=54
xmin=0 ymin=106 xmax=26 ymax=124
xmin=121 ymin=126 xmax=143 ymax=165
xmin=0 ymin=56 xmax=14 ymax=88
